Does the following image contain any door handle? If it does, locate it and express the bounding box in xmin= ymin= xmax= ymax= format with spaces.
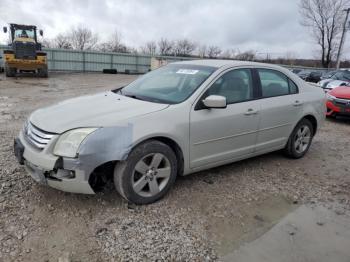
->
xmin=293 ymin=100 xmax=303 ymax=107
xmin=244 ymin=108 xmax=259 ymax=115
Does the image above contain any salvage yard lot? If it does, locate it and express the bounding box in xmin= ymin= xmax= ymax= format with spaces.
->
xmin=0 ymin=73 xmax=350 ymax=261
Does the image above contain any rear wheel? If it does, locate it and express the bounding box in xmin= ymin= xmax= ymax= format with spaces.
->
xmin=284 ymin=118 xmax=314 ymax=159
xmin=114 ymin=140 xmax=177 ymax=204
xmin=38 ymin=65 xmax=48 ymax=78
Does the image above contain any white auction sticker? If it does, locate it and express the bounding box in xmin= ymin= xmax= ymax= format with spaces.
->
xmin=176 ymin=69 xmax=199 ymax=75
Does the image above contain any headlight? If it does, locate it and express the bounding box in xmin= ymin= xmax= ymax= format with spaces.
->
xmin=326 ymin=93 xmax=336 ymax=101
xmin=53 ymin=128 xmax=98 ymax=158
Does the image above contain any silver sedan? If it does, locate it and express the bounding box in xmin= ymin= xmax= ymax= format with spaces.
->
xmin=14 ymin=60 xmax=325 ymax=204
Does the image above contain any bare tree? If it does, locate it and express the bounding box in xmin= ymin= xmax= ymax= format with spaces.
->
xmin=234 ymin=50 xmax=256 ymax=61
xmin=98 ymin=31 xmax=129 ymax=53
xmin=69 ymin=25 xmax=99 ymax=50
xmin=284 ymin=51 xmax=297 ymax=65
xmin=140 ymin=41 xmax=157 ymax=55
xmin=299 ymin=0 xmax=345 ymax=68
xmin=41 ymin=39 xmax=53 ymax=49
xmin=220 ymin=49 xmax=234 ymax=59
xmin=197 ymin=45 xmax=207 ymax=57
xmin=173 ymin=39 xmax=196 ymax=56
xmin=128 ymin=47 xmax=139 ymax=54
xmin=53 ymin=34 xmax=72 ymax=49
xmin=108 ymin=31 xmax=128 ymax=52
xmin=158 ymin=38 xmax=174 ymax=55
xmin=98 ymin=42 xmax=112 ymax=52
xmin=207 ymin=45 xmax=222 ymax=58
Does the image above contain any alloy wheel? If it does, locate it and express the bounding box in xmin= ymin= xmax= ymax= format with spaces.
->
xmin=132 ymin=153 xmax=171 ymax=197
xmin=294 ymin=125 xmax=311 ymax=154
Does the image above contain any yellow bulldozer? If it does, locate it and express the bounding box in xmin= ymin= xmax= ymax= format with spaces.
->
xmin=2 ymin=23 xmax=48 ymax=77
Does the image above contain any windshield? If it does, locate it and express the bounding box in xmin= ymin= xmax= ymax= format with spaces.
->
xmin=331 ymin=71 xmax=350 ymax=81
xmin=119 ymin=64 xmax=216 ymax=104
xmin=322 ymin=71 xmax=336 ymax=78
xmin=14 ymin=28 xmax=35 ymax=39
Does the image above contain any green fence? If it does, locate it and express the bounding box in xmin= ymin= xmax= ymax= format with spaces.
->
xmin=0 ymin=45 xmax=329 ymax=73
xmin=0 ymin=45 xmax=156 ymax=73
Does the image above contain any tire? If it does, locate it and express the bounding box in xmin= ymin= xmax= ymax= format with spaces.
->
xmin=114 ymin=140 xmax=177 ymax=204
xmin=5 ymin=65 xmax=16 ymax=77
xmin=284 ymin=118 xmax=314 ymax=159
xmin=38 ymin=65 xmax=48 ymax=78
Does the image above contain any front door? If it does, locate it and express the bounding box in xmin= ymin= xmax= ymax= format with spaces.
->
xmin=189 ymin=68 xmax=260 ymax=169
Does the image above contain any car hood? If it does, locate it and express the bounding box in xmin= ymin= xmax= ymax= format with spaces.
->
xmin=318 ymin=79 xmax=331 ymax=87
xmin=329 ymin=86 xmax=350 ymax=99
xmin=30 ymin=91 xmax=169 ymax=133
xmin=319 ymin=79 xmax=348 ymax=89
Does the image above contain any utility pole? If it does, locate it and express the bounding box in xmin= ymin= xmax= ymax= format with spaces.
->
xmin=336 ymin=8 xmax=350 ymax=69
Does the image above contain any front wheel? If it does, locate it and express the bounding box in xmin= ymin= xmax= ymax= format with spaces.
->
xmin=5 ymin=65 xmax=16 ymax=77
xmin=114 ymin=140 xmax=177 ymax=204
xmin=284 ymin=118 xmax=314 ymax=159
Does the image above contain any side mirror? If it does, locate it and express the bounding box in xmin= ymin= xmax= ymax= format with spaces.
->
xmin=39 ymin=30 xmax=43 ymax=37
xmin=3 ymin=27 xmax=7 ymax=33
xmin=202 ymin=95 xmax=227 ymax=109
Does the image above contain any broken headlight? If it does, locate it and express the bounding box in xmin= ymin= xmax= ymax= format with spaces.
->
xmin=53 ymin=128 xmax=98 ymax=158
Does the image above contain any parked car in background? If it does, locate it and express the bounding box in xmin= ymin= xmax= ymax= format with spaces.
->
xmin=320 ymin=70 xmax=338 ymax=80
xmin=297 ymin=70 xmax=322 ymax=83
xmin=291 ymin=68 xmax=303 ymax=74
xmin=14 ymin=60 xmax=325 ymax=204
xmin=297 ymin=70 xmax=310 ymax=80
xmin=318 ymin=70 xmax=350 ymax=91
xmin=307 ymin=71 xmax=322 ymax=83
xmin=326 ymin=86 xmax=350 ymax=117
xmin=320 ymin=80 xmax=350 ymax=91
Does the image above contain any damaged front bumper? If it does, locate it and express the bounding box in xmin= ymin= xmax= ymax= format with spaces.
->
xmin=14 ymin=131 xmax=95 ymax=194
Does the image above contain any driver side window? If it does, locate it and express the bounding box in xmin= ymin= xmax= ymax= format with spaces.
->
xmin=205 ymin=69 xmax=253 ymax=104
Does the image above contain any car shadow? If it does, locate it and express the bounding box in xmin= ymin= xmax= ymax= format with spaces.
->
xmin=326 ymin=115 xmax=350 ymax=125
xmin=176 ymin=150 xmax=283 ymax=185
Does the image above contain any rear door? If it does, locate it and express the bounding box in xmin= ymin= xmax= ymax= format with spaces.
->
xmin=189 ymin=68 xmax=260 ymax=168
xmin=255 ymin=68 xmax=303 ymax=153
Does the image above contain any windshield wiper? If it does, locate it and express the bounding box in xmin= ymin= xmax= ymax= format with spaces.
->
xmin=123 ymin=93 xmax=145 ymax=101
xmin=111 ymin=86 xmax=125 ymax=94
xmin=116 ymin=89 xmax=171 ymax=104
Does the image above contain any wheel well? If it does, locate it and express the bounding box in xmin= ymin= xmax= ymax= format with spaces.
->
xmin=303 ymin=115 xmax=317 ymax=135
xmin=88 ymin=136 xmax=185 ymax=191
xmin=88 ymin=161 xmax=115 ymax=192
xmin=142 ymin=136 xmax=184 ymax=176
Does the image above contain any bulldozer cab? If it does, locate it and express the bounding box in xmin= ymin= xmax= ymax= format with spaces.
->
xmin=4 ymin=24 xmax=42 ymax=43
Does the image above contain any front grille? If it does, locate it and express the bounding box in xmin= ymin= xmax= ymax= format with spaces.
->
xmin=334 ymin=97 xmax=350 ymax=106
xmin=14 ymin=42 xmax=36 ymax=59
xmin=24 ymin=122 xmax=56 ymax=150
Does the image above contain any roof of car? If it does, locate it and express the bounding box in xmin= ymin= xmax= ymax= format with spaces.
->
xmin=172 ymin=59 xmax=282 ymax=69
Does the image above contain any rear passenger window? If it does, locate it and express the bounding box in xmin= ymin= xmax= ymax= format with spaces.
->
xmin=289 ymin=79 xmax=298 ymax=94
xmin=258 ymin=69 xmax=289 ymax=97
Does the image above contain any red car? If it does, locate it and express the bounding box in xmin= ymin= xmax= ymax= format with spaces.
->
xmin=326 ymin=86 xmax=350 ymax=117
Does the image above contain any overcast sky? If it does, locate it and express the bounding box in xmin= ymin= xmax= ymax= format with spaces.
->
xmin=0 ymin=0 xmax=349 ymax=59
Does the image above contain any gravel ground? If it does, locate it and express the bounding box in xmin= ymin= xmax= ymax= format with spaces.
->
xmin=0 ymin=73 xmax=349 ymax=261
